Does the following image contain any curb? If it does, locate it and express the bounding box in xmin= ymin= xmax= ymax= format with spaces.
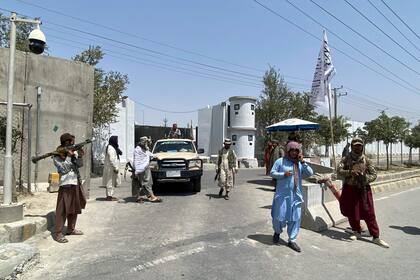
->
xmin=0 ymin=211 xmax=54 ymax=245
xmin=0 ymin=243 xmax=40 ymax=280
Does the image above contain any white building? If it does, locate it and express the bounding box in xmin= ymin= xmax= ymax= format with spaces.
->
xmin=92 ymin=98 xmax=135 ymax=171
xmin=198 ymin=96 xmax=258 ymax=168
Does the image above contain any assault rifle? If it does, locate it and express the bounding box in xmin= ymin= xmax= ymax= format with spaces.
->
xmin=31 ymin=138 xmax=93 ymax=163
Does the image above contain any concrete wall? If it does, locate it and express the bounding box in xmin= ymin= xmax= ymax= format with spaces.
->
xmin=0 ymin=48 xmax=94 ymax=188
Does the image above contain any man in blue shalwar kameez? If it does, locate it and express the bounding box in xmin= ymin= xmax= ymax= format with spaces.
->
xmin=270 ymin=141 xmax=313 ymax=252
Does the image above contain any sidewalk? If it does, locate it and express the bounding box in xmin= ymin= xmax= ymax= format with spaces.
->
xmin=0 ymin=177 xmax=105 ymax=280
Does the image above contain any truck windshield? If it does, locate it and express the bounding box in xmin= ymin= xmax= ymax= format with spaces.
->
xmin=153 ymin=141 xmax=195 ymax=153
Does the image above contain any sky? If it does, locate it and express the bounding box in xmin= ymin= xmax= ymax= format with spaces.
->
xmin=1 ymin=0 xmax=420 ymax=127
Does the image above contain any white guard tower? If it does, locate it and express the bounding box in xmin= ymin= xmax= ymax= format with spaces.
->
xmin=228 ymin=96 xmax=258 ymax=168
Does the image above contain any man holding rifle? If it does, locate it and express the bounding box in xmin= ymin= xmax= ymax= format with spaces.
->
xmin=338 ymin=137 xmax=389 ymax=248
xmin=52 ymin=133 xmax=87 ymax=243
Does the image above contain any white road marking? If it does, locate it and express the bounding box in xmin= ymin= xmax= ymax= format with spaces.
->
xmin=388 ymin=186 xmax=420 ymax=197
xmin=131 ymin=246 xmax=206 ymax=272
xmin=375 ymin=186 xmax=420 ymax=201
xmin=375 ymin=196 xmax=389 ymax=201
xmin=311 ymin=245 xmax=322 ymax=251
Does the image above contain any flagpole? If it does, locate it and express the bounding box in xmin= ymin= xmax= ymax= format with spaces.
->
xmin=326 ymin=82 xmax=337 ymax=171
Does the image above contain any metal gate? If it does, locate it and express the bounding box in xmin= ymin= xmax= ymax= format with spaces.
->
xmin=0 ymin=102 xmax=32 ymax=194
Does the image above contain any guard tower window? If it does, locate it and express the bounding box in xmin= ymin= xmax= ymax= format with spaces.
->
xmin=232 ymin=135 xmax=237 ymax=141
xmin=234 ymin=104 xmax=240 ymax=110
xmin=248 ymin=135 xmax=253 ymax=141
xmin=251 ymin=104 xmax=255 ymax=110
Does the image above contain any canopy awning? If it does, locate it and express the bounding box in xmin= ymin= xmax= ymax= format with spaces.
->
xmin=266 ymin=118 xmax=320 ymax=132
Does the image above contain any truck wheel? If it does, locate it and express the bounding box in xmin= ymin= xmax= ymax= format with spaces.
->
xmin=192 ymin=177 xmax=201 ymax=192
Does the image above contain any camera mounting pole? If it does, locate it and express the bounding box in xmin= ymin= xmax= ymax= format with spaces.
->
xmin=2 ymin=12 xmax=43 ymax=208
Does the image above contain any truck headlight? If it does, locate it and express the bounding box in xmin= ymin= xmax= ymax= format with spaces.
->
xmin=149 ymin=160 xmax=159 ymax=171
xmin=188 ymin=159 xmax=202 ymax=169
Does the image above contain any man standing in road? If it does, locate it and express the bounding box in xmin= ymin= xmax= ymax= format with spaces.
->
xmin=168 ymin=123 xmax=182 ymax=139
xmin=270 ymin=141 xmax=313 ymax=252
xmin=337 ymin=137 xmax=389 ymax=248
xmin=102 ymin=136 xmax=122 ymax=201
xmin=53 ymin=133 xmax=86 ymax=243
xmin=217 ymin=138 xmax=237 ymax=200
xmin=133 ymin=136 xmax=162 ymax=203
xmin=264 ymin=140 xmax=273 ymax=175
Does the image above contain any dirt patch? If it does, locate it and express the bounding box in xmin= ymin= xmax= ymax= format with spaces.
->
xmin=18 ymin=191 xmax=57 ymax=216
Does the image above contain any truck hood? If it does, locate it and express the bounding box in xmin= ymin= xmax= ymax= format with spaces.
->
xmin=153 ymin=152 xmax=199 ymax=160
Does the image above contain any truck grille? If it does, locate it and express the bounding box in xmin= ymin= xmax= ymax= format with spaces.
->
xmin=159 ymin=159 xmax=187 ymax=170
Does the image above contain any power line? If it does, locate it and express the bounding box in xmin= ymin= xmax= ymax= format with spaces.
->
xmin=380 ymin=0 xmax=420 ymax=41
xmin=10 ymin=0 xmax=315 ymax=84
xmin=309 ymin=0 xmax=420 ymax=76
xmin=47 ymin=36 xmax=265 ymax=90
xmin=284 ymin=0 xmax=420 ymax=95
xmin=367 ymin=0 xmax=420 ymax=53
xmin=133 ymin=100 xmax=199 ymax=114
xmin=12 ymin=0 xmax=266 ymax=74
xmin=44 ymin=26 xmax=264 ymax=84
xmin=343 ymin=0 xmax=419 ymax=62
xmin=1 ymin=7 xmax=265 ymax=81
xmin=255 ymin=1 xmax=420 ymax=96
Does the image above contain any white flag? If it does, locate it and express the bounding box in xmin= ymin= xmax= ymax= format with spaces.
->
xmin=310 ymin=30 xmax=336 ymax=108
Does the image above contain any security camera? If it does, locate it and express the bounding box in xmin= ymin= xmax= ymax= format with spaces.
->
xmin=28 ymin=27 xmax=46 ymax=54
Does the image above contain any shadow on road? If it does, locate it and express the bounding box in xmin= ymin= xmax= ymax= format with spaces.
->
xmin=205 ymin=193 xmax=225 ymax=199
xmin=260 ymin=205 xmax=272 ymax=210
xmin=152 ymin=182 xmax=197 ymax=196
xmin=247 ymin=234 xmax=287 ymax=246
xmin=247 ymin=179 xmax=273 ymax=187
xmin=256 ymin=187 xmax=275 ymax=192
xmin=319 ymin=227 xmax=353 ymax=242
xmin=389 ymin=225 xmax=420 ymax=235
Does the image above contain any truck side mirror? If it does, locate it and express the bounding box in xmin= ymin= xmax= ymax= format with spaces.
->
xmin=198 ymin=148 xmax=205 ymax=154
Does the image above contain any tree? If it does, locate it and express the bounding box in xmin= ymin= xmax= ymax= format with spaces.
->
xmin=363 ymin=112 xmax=408 ymax=170
xmin=390 ymin=116 xmax=410 ymax=164
xmin=405 ymin=124 xmax=420 ymax=165
xmin=255 ymin=66 xmax=317 ymax=151
xmin=315 ymin=115 xmax=350 ymax=156
xmin=72 ymin=45 xmax=129 ymax=129
xmin=0 ymin=116 xmax=23 ymax=153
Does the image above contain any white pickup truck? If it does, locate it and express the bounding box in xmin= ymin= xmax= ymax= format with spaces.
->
xmin=149 ymin=139 xmax=204 ymax=192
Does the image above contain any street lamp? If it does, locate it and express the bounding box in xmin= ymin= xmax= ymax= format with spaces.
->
xmin=2 ymin=12 xmax=46 ymax=206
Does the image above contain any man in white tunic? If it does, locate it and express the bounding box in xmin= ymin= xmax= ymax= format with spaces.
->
xmin=102 ymin=136 xmax=121 ymax=201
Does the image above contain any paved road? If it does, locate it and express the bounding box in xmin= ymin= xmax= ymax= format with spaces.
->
xmin=22 ymin=169 xmax=420 ymax=280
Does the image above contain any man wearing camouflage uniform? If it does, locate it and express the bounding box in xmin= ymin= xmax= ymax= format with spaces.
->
xmin=337 ymin=137 xmax=389 ymax=248
xmin=217 ymin=138 xmax=237 ymax=200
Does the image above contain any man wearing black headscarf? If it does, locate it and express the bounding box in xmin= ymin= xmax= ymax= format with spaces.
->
xmin=102 ymin=135 xmax=122 ymax=201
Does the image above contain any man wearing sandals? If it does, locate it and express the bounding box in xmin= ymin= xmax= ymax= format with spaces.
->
xmin=133 ymin=137 xmax=162 ymax=203
xmin=270 ymin=141 xmax=313 ymax=252
xmin=338 ymin=137 xmax=389 ymax=248
xmin=52 ymin=133 xmax=87 ymax=243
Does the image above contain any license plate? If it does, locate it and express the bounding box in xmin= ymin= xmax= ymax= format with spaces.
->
xmin=166 ymin=171 xmax=181 ymax=177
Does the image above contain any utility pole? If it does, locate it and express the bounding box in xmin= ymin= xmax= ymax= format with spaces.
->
xmin=333 ymin=86 xmax=346 ymax=120
xmin=163 ymin=116 xmax=168 ymax=128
